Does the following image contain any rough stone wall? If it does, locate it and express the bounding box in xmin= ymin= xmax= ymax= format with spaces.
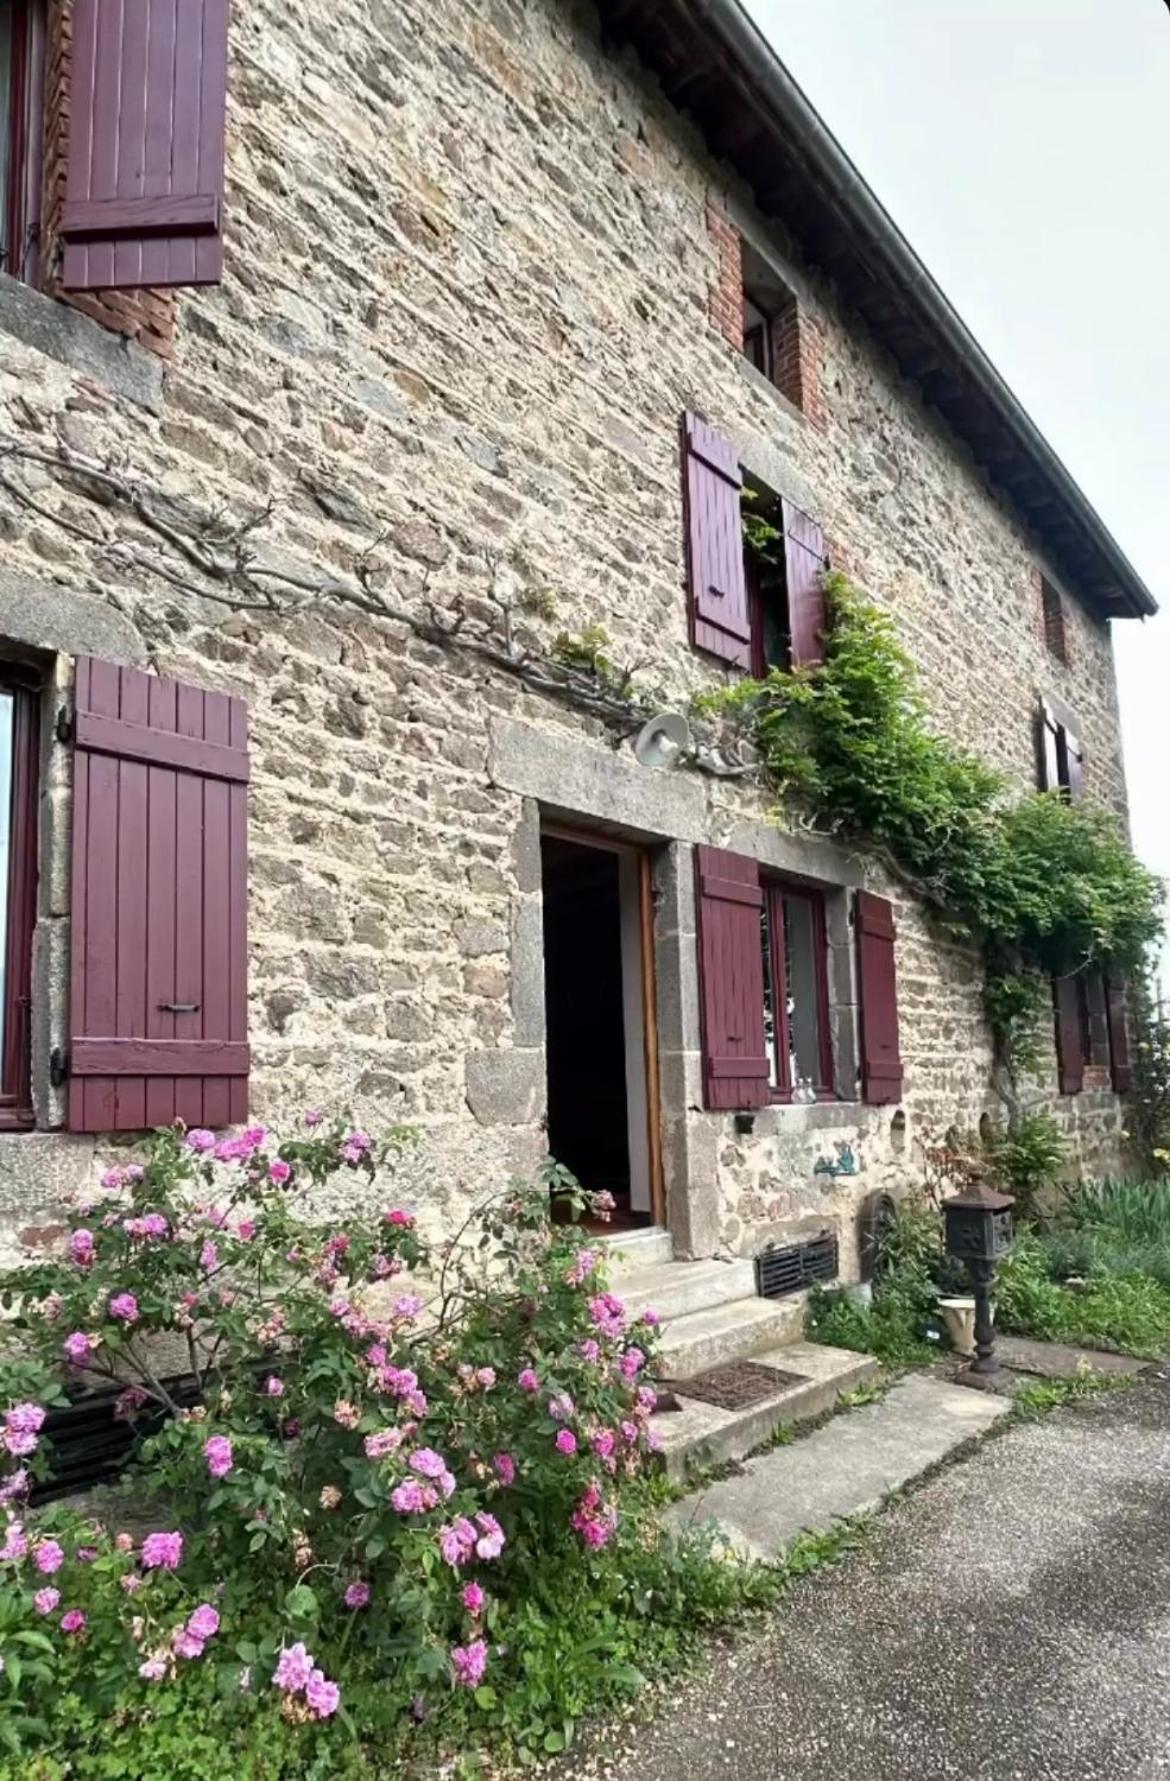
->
xmin=0 ymin=0 xmax=1130 ymax=1268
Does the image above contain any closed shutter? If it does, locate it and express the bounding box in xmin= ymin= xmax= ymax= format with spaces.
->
xmin=1105 ymin=975 xmax=1132 ymax=1093
xmin=61 ymin=0 xmax=230 ymax=292
xmin=856 ymin=891 xmax=903 ymax=1104
xmin=1083 ymin=967 xmax=1110 ymax=1065
xmin=1053 ymin=974 xmax=1084 ymax=1095
xmin=681 ymin=413 xmax=751 ymax=669
xmin=694 ymin=846 xmax=769 ymax=1110
xmin=69 ymin=657 xmax=249 ymax=1133
xmin=783 ymin=500 xmax=827 ymax=667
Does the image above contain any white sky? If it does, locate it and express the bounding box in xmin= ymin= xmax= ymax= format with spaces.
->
xmin=744 ymin=0 xmax=1170 ymax=876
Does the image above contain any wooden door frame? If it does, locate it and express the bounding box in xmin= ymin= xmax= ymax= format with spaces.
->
xmin=540 ymin=822 xmax=666 ymax=1227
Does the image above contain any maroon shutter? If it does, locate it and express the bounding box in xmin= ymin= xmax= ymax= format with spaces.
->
xmin=1037 ymin=703 xmax=1061 ymax=791
xmin=1064 ymin=726 xmax=1084 ymax=802
xmin=1053 ymin=975 xmax=1084 ymax=1095
xmin=61 ymin=0 xmax=230 ymax=292
xmin=1105 ymin=975 xmax=1132 ymax=1093
xmin=681 ymin=413 xmax=751 ymax=669
xmin=69 ymin=657 xmax=249 ymax=1134
xmin=694 ymin=846 xmax=769 ymax=1110
xmin=856 ymin=891 xmax=903 ymax=1103
xmin=783 ymin=500 xmax=827 ymax=667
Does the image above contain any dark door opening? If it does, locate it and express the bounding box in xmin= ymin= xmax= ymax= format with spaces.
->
xmin=541 ymin=831 xmax=656 ymax=1230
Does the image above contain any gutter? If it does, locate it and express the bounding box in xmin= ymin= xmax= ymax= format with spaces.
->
xmin=678 ymin=0 xmax=1158 ymax=619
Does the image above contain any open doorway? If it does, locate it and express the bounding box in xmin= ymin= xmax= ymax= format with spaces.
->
xmin=540 ymin=829 xmax=661 ymax=1231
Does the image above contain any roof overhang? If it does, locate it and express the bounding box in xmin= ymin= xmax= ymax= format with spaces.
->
xmin=598 ymin=0 xmax=1157 ymax=620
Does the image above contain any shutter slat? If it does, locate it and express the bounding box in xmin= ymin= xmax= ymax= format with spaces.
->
xmin=1105 ymin=975 xmax=1132 ymax=1093
xmin=695 ymin=845 xmax=769 ymax=1111
xmin=1053 ymin=975 xmax=1084 ymax=1095
xmin=62 ymin=0 xmax=230 ymax=292
xmin=69 ymin=658 xmax=249 ymax=1134
xmin=783 ymin=500 xmax=827 ymax=667
xmin=681 ymin=413 xmax=751 ymax=669
xmin=856 ymin=890 xmax=903 ymax=1103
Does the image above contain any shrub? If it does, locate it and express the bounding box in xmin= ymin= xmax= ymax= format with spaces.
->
xmin=0 ymin=1120 xmax=754 ymax=1771
xmin=996 ymin=1232 xmax=1170 ymax=1358
xmin=985 ymin=1111 xmax=1067 ymax=1220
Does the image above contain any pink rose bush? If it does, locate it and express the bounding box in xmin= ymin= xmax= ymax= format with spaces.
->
xmin=0 ymin=1118 xmax=680 ymax=1764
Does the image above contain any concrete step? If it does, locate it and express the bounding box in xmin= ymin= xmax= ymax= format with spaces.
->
xmin=666 ymin=1371 xmax=1012 ymax=1554
xmin=615 ymin=1256 xmax=757 ymax=1323
xmin=651 ymin=1340 xmax=880 ymax=1483
xmin=655 ymin=1295 xmax=807 ymax=1378
xmin=599 ymin=1227 xmax=673 ymax=1275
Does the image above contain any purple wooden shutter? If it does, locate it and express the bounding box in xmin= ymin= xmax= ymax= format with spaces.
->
xmin=1105 ymin=975 xmax=1132 ymax=1093
xmin=69 ymin=657 xmax=249 ymax=1134
xmin=694 ymin=846 xmax=769 ymax=1110
xmin=856 ymin=891 xmax=903 ymax=1103
xmin=1052 ymin=975 xmax=1084 ymax=1095
xmin=783 ymin=500 xmax=827 ymax=667
xmin=681 ymin=413 xmax=751 ymax=669
xmin=61 ymin=0 xmax=230 ymax=292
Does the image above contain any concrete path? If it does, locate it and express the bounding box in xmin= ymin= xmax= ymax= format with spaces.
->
xmin=668 ymin=1373 xmax=1010 ymax=1559
xmin=570 ymin=1365 xmax=1170 ymax=1781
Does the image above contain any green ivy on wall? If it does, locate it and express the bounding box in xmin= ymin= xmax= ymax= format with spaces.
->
xmin=698 ymin=561 xmax=1164 ymax=1116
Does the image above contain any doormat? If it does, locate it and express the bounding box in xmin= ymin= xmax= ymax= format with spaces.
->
xmin=663 ymin=1359 xmax=808 ymax=1411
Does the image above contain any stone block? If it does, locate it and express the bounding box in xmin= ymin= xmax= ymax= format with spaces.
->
xmin=0 ymin=273 xmax=163 ymax=411
xmin=510 ymin=896 xmax=546 ymax=1046
xmin=0 ymin=569 xmax=147 ymax=666
xmin=488 ymin=719 xmax=707 ymax=843
xmin=465 ymin=1049 xmax=546 ymax=1126
xmin=0 ymin=1131 xmax=96 ymax=1217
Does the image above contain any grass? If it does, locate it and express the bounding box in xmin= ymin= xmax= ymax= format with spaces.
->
xmin=1010 ymin=1370 xmax=1132 ymax=1421
xmin=998 ymin=1230 xmax=1170 ymax=1359
xmin=807 ymin=1280 xmax=938 ymax=1368
xmin=1037 ymin=1178 xmax=1170 ymax=1291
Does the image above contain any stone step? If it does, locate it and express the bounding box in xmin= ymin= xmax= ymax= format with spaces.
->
xmin=651 ymin=1340 xmax=880 ymax=1483
xmin=598 ymin=1226 xmax=673 ymax=1275
xmin=615 ymin=1256 xmax=758 ymax=1323
xmin=655 ymin=1295 xmax=807 ymax=1378
xmin=666 ymin=1371 xmax=1012 ymax=1553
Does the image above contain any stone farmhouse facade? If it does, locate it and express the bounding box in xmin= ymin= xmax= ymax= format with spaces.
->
xmin=0 ymin=0 xmax=1156 ymax=1278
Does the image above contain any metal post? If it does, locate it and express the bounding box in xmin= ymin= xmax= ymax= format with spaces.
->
xmin=966 ymin=1257 xmax=998 ymax=1377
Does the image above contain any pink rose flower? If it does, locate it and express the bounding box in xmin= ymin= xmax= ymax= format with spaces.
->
xmin=199 ymin=1240 xmax=219 ymax=1271
xmin=172 ymin=1628 xmax=205 ymax=1660
xmin=273 ymin=1641 xmax=314 ymax=1693
xmin=588 ymin=1292 xmax=628 ymax=1339
xmin=364 ymin=1429 xmax=402 ymax=1460
xmin=141 ymin=1531 xmax=183 ymax=1571
xmin=451 ymin=1638 xmax=488 ymax=1687
xmin=34 ymin=1587 xmax=60 ymax=1615
xmin=408 ymin=1447 xmax=448 ymax=1481
xmin=114 ymin=1532 xmax=135 ymax=1553
xmin=60 ymin=1608 xmax=86 ymax=1634
xmin=391 ymin=1479 xmax=426 ymax=1515
xmin=63 ymin=1331 xmax=97 ymax=1367
xmin=265 ymin=1376 xmax=284 ymax=1398
xmin=120 ymin=1573 xmax=143 ymax=1594
xmin=344 ymin=1581 xmax=370 ymax=1610
xmin=461 ymin=1581 xmax=485 ymax=1615
xmin=305 ymin=1668 xmax=340 ymax=1719
xmin=384 ymin=1208 xmax=414 ymax=1227
xmin=100 ymin=1168 xmax=125 ymax=1191
xmin=203 ymin=1435 xmax=233 ymax=1479
xmin=492 ymin=1452 xmax=516 ymax=1486
xmin=475 ymin=1367 xmax=496 ymax=1390
xmin=108 ymin=1292 xmax=139 ymax=1325
xmin=267 ymin=1159 xmax=292 ymax=1185
xmin=555 ymin=1429 xmax=578 ymax=1456
xmin=619 ymin=1346 xmax=646 ymax=1379
xmin=69 ymin=1229 xmax=95 ymax=1267
xmin=438 ymin=1519 xmax=477 ymax=1568
xmin=139 ymin=1655 xmax=167 ymax=1681
xmin=185 ymin=1129 xmax=216 ymax=1153
xmin=518 ymin=1367 xmax=540 ymax=1394
xmin=186 ymin=1604 xmax=220 ymax=1642
xmin=392 ymin=1294 xmax=423 ymax=1321
xmin=474 ymin=1512 xmax=505 ymax=1561
xmin=34 ymin=1538 xmax=64 ymax=1575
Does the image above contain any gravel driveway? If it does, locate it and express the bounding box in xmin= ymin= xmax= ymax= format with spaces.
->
xmin=566 ymin=1366 xmax=1170 ymax=1780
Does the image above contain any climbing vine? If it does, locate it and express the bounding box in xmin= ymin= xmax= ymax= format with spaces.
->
xmin=699 ymin=562 xmax=1164 ymax=1115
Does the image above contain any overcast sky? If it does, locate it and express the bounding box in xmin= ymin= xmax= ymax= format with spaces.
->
xmin=744 ymin=0 xmax=1170 ymax=877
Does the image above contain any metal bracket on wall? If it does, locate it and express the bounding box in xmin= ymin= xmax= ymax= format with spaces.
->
xmin=49 ymin=1047 xmax=69 ymax=1089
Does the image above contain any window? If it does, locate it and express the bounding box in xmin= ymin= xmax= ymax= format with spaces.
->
xmin=743 ymin=289 xmax=774 ymax=380
xmin=0 ymin=0 xmax=44 ymax=286
xmin=0 ymin=663 xmax=39 ymax=1128
xmin=744 ymin=487 xmax=791 ymax=676
xmin=1038 ymin=697 xmax=1083 ymax=800
xmin=1040 ymin=576 xmax=1068 ymax=664
xmin=760 ymin=882 xmax=833 ymax=1100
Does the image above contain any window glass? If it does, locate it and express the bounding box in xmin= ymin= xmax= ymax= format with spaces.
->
xmin=0 ymin=690 xmax=13 ymax=1079
xmin=743 ymin=291 xmax=771 ymax=377
xmin=782 ymin=892 xmax=822 ymax=1091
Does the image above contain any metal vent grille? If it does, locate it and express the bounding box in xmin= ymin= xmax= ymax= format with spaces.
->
xmin=755 ymin=1231 xmax=839 ymax=1299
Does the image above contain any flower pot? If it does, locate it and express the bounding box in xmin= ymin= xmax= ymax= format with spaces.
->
xmin=936 ymin=1295 xmax=978 ymax=1358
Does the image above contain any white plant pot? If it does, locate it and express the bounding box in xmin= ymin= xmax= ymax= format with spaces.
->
xmin=936 ymin=1295 xmax=978 ymax=1358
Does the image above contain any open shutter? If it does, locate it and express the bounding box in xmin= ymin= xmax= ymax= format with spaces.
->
xmin=61 ymin=0 xmax=230 ymax=292
xmin=1037 ymin=702 xmax=1061 ymax=791
xmin=1105 ymin=975 xmax=1132 ymax=1093
xmin=69 ymin=657 xmax=249 ymax=1133
xmin=856 ymin=891 xmax=903 ymax=1103
xmin=694 ymin=846 xmax=769 ymax=1110
xmin=681 ymin=413 xmax=751 ymax=669
xmin=783 ymin=500 xmax=827 ymax=667
xmin=1053 ymin=975 xmax=1084 ymax=1095
xmin=1063 ymin=725 xmax=1084 ymax=802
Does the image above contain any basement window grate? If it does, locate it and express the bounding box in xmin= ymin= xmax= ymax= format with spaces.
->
xmin=755 ymin=1231 xmax=839 ymax=1299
